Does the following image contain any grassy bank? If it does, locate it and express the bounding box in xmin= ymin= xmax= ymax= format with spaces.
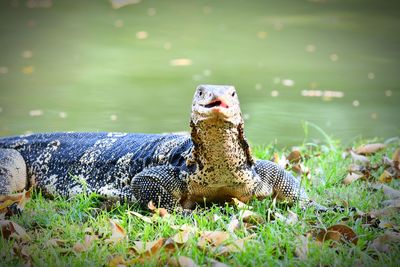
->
xmin=1 ymin=138 xmax=399 ymax=266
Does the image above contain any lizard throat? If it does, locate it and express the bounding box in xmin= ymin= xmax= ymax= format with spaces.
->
xmin=190 ymin=121 xmax=252 ymax=171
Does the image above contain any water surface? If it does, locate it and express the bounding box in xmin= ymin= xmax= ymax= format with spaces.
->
xmin=0 ymin=0 xmax=399 ymax=147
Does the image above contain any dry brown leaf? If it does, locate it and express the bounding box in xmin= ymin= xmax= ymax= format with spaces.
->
xmin=12 ymin=242 xmax=31 ymax=262
xmin=0 ymin=220 xmax=30 ymax=241
xmin=316 ymin=224 xmax=358 ymax=245
xmin=178 ymin=256 xmax=199 ymax=267
xmin=216 ymin=234 xmax=256 ymax=256
xmin=147 ymin=201 xmax=169 ymax=218
xmin=72 ymin=234 xmax=98 ymax=253
xmin=348 ymin=164 xmax=364 ymax=173
xmin=198 ymin=231 xmax=230 ymax=248
xmin=370 ymin=183 xmax=400 ymax=199
xmin=171 ymin=229 xmax=192 ymax=245
xmin=368 ymin=207 xmax=400 ymax=218
xmin=127 ymin=210 xmax=153 ymax=224
xmin=0 ymin=190 xmax=31 ymax=215
xmin=343 ymin=172 xmax=364 ymax=185
xmin=369 ymin=231 xmax=400 ymax=253
xmin=0 ymin=200 xmax=15 ymax=211
xmin=355 ymin=143 xmax=386 ymax=155
xmin=107 ymin=255 xmax=126 ymax=267
xmin=379 ymin=170 xmax=393 ymax=183
xmin=106 ymin=219 xmax=127 ymax=244
xmin=132 ymin=238 xmax=165 ymax=255
xmin=0 ymin=189 xmax=30 ymax=203
xmin=287 ymin=150 xmax=302 ymax=163
xmin=239 ymin=210 xmax=265 ymax=224
xmin=350 ymin=151 xmax=370 ymax=165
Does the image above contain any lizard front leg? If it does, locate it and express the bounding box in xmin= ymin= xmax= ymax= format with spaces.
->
xmin=254 ymin=160 xmax=327 ymax=211
xmin=130 ymin=166 xmax=187 ymax=211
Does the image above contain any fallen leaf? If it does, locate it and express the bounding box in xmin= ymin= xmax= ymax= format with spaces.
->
xmin=132 ymin=238 xmax=165 ymax=255
xmin=171 ymin=224 xmax=198 ymax=233
xmin=369 ymin=231 xmax=400 ymax=253
xmin=343 ymin=172 xmax=364 ymax=185
xmin=287 ymin=150 xmax=302 ymax=163
xmin=378 ymin=220 xmax=396 ymax=230
xmin=348 ymin=164 xmax=365 ymax=173
xmin=210 ymin=260 xmax=230 ymax=267
xmin=0 ymin=200 xmax=15 ymax=211
xmin=350 ymin=151 xmax=370 ymax=165
xmin=198 ymin=231 xmax=230 ymax=249
xmin=369 ymin=207 xmax=400 ymax=218
xmin=294 ymin=235 xmax=309 ymax=260
xmin=216 ymin=234 xmax=256 ymax=256
xmin=178 ymin=256 xmax=199 ymax=267
xmin=147 ymin=201 xmax=169 ymax=218
xmin=232 ymin=198 xmax=251 ymax=210
xmin=382 ymin=198 xmax=400 ymax=208
xmin=171 ymin=229 xmax=192 ymax=245
xmin=107 ymin=255 xmax=126 ymax=267
xmin=106 ymin=219 xmax=127 ymax=244
xmin=287 ymin=210 xmax=299 ymax=225
xmin=379 ymin=170 xmax=393 ymax=183
xmin=239 ymin=210 xmax=265 ymax=224
xmin=274 ymin=153 xmax=288 ymax=168
xmin=127 ymin=210 xmax=153 ymax=224
xmin=226 ymin=216 xmax=240 ymax=233
xmin=355 ymin=143 xmax=386 ymax=155
xmin=370 ymin=183 xmax=400 ymax=199
xmin=0 ymin=220 xmax=30 ymax=241
xmin=316 ymin=224 xmax=358 ymax=245
xmin=0 ymin=190 xmax=31 ymax=213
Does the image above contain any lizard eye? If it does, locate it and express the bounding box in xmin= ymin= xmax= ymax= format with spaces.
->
xmin=231 ymin=92 xmax=236 ymax=97
xmin=198 ymin=91 xmax=203 ymax=96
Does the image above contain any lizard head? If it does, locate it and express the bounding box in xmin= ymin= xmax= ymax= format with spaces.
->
xmin=191 ymin=84 xmax=242 ymax=126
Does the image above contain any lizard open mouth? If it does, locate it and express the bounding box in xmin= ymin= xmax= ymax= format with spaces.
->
xmin=204 ymin=99 xmax=229 ymax=109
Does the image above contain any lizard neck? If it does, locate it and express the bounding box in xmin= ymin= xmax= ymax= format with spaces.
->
xmin=189 ymin=119 xmax=254 ymax=171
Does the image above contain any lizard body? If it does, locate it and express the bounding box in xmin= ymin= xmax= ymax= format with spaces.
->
xmin=0 ymin=85 xmax=326 ymax=211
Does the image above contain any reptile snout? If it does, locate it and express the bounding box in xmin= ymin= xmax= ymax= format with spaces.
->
xmin=203 ymin=98 xmax=229 ymax=109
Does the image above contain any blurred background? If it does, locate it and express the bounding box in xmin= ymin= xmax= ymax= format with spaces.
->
xmin=0 ymin=0 xmax=399 ymax=147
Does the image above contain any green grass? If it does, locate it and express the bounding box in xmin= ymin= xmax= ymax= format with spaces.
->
xmin=1 ymin=139 xmax=399 ymax=266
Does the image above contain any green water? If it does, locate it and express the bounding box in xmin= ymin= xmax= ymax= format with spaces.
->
xmin=0 ymin=0 xmax=399 ymax=146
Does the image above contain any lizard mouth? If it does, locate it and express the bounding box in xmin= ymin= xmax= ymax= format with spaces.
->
xmin=204 ymin=99 xmax=229 ymax=109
